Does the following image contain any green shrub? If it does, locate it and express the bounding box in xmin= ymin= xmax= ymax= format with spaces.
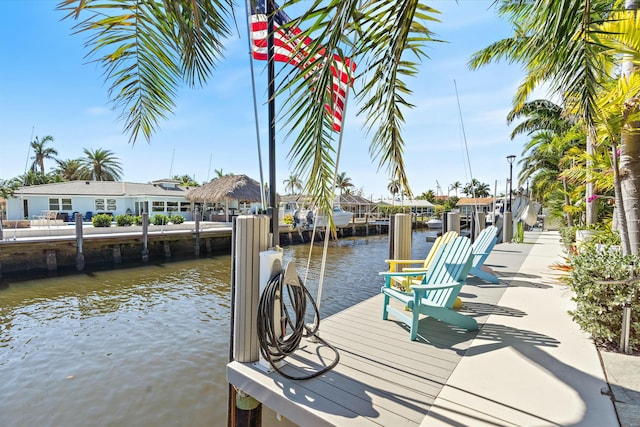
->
xmin=133 ymin=215 xmax=143 ymax=226
xmin=559 ymin=225 xmax=577 ymax=252
xmin=92 ymin=213 xmax=113 ymax=227
xmin=115 ymin=214 xmax=134 ymax=226
xmin=152 ymin=214 xmax=169 ymax=225
xmin=170 ymin=214 xmax=185 ymax=224
xmin=567 ymin=244 xmax=640 ymax=352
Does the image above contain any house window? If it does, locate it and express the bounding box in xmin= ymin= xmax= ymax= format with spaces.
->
xmin=179 ymin=202 xmax=189 ymax=212
xmin=152 ymin=201 xmax=165 ymax=212
xmin=166 ymin=201 xmax=178 ymax=212
xmin=94 ymin=199 xmax=105 ymax=211
xmin=107 ymin=199 xmax=117 ymax=211
xmin=49 ymin=198 xmax=73 ymax=211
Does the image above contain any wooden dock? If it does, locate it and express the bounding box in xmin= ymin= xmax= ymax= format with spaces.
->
xmin=227 ymin=276 xmax=507 ymax=426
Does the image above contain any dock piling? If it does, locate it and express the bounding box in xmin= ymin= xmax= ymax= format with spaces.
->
xmin=142 ymin=213 xmax=149 ymax=262
xmin=228 ymin=215 xmax=270 ymax=427
xmin=75 ymin=212 xmax=84 ymax=271
xmin=194 ymin=210 xmax=200 ymax=257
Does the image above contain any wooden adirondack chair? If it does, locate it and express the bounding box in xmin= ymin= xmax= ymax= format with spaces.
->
xmin=381 ymin=236 xmax=477 ymax=340
xmin=470 ymin=225 xmax=499 ymax=284
xmin=385 ymin=231 xmax=458 ymax=292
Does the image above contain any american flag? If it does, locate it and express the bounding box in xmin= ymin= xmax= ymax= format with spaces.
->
xmin=249 ymin=0 xmax=355 ymax=132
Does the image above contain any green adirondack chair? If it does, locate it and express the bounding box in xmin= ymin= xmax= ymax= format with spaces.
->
xmin=469 ymin=225 xmax=499 ymax=284
xmin=384 ymin=231 xmax=458 ymax=292
xmin=380 ymin=236 xmax=477 ymax=341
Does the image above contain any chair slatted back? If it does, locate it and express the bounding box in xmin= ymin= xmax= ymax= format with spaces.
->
xmin=471 ymin=226 xmax=498 ymax=268
xmin=419 ymin=236 xmax=473 ymax=307
xmin=422 ymin=231 xmax=458 ymax=269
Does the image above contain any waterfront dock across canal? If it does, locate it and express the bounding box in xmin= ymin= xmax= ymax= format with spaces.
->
xmin=0 ymin=220 xmax=391 ymax=275
xmin=227 ymin=231 xmax=619 ymax=426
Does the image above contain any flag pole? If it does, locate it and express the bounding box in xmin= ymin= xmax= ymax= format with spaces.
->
xmin=267 ymin=0 xmax=279 ymax=247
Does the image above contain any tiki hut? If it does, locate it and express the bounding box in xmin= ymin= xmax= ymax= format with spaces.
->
xmin=185 ymin=174 xmax=265 ymax=221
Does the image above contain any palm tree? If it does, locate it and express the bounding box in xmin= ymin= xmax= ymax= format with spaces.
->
xmin=29 ymin=135 xmax=58 ymax=174
xmin=451 ymin=181 xmax=461 ymax=197
xmin=335 ymin=172 xmax=354 ymax=195
xmin=173 ymin=174 xmax=200 ymax=187
xmin=283 ymin=174 xmax=303 ymax=195
xmin=474 ymin=182 xmax=491 ymax=198
xmin=470 ymin=0 xmax=614 ymax=225
xmin=0 ymin=179 xmax=19 ymax=199
xmin=54 ymin=158 xmax=87 ymax=181
xmin=508 ymin=99 xmax=579 ymax=226
xmin=58 ymin=0 xmax=439 ymax=217
xmin=13 ymin=171 xmax=52 ymax=186
xmin=387 ymin=179 xmax=400 ymax=202
xmin=80 ymin=148 xmax=123 ymax=181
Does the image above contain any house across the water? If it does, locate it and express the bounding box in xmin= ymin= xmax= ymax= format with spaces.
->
xmin=5 ymin=179 xmax=195 ymax=222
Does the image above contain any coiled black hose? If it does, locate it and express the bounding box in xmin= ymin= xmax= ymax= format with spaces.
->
xmin=257 ymin=270 xmax=339 ymax=380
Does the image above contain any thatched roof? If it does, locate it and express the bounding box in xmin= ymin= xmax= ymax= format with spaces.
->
xmin=185 ymin=174 xmax=264 ymax=203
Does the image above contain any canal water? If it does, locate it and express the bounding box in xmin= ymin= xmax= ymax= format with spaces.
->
xmin=0 ymin=230 xmax=435 ymax=427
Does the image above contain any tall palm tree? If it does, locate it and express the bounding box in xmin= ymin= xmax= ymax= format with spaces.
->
xmin=283 ymin=174 xmax=303 ymax=195
xmin=591 ymin=8 xmax=640 ymax=253
xmin=470 ymin=0 xmax=614 ymax=225
xmin=57 ymin=0 xmax=439 ymax=217
xmin=387 ymin=179 xmax=400 ymax=202
xmin=80 ymin=148 xmax=123 ymax=181
xmin=451 ymin=181 xmax=461 ymax=197
xmin=508 ymin=99 xmax=579 ymax=226
xmin=30 ymin=135 xmax=58 ymax=174
xmin=335 ymin=172 xmax=354 ymax=195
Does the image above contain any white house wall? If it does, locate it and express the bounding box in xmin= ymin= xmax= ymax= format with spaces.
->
xmin=6 ymin=194 xmax=192 ymax=221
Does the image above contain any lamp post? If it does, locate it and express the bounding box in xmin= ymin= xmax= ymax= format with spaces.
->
xmin=506 ymin=155 xmax=516 ymax=212
xmin=504 ymin=155 xmax=516 ymax=243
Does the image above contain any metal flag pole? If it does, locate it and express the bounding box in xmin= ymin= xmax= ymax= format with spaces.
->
xmin=267 ymin=0 xmax=279 ymax=247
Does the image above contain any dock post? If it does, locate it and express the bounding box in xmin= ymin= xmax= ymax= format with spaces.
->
xmin=474 ymin=212 xmax=486 ymax=241
xmin=446 ymin=212 xmax=461 ymax=234
xmin=228 ymin=215 xmax=270 ymax=427
xmin=206 ymin=238 xmax=212 ymax=254
xmin=503 ymin=212 xmax=513 ymax=243
xmin=389 ymin=214 xmax=411 ymax=271
xmin=75 ymin=213 xmax=84 ymax=271
xmin=142 ymin=213 xmax=149 ymax=262
xmin=194 ymin=210 xmax=201 ymax=257
xmin=163 ymin=242 xmax=171 ymax=259
xmin=0 ymin=216 xmax=3 ymax=240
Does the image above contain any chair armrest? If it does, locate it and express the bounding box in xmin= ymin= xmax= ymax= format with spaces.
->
xmin=410 ymin=281 xmax=464 ymax=292
xmin=384 ymin=259 xmax=425 ymax=264
xmin=402 ymin=267 xmax=429 ymax=273
xmin=380 ymin=271 xmax=427 ymax=277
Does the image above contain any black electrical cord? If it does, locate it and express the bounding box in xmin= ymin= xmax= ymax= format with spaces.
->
xmin=257 ymin=270 xmax=340 ymax=380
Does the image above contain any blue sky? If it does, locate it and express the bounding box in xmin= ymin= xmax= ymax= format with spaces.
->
xmin=1 ymin=0 xmax=526 ymax=200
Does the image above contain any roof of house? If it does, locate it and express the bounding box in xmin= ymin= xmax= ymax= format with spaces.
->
xmin=455 ymin=197 xmax=495 ymax=206
xmin=12 ymin=180 xmax=193 ymax=198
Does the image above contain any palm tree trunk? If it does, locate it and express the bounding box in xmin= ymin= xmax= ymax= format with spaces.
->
xmin=612 ymin=142 xmax=631 ymax=254
xmin=620 ymin=0 xmax=639 ymax=254
xmin=620 ymin=125 xmax=640 ymax=254
xmin=562 ymin=177 xmax=573 ymax=227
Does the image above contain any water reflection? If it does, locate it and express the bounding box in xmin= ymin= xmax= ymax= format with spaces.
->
xmin=0 ymin=231 xmax=433 ymax=427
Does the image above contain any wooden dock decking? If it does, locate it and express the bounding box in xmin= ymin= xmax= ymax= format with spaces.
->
xmin=227 ymin=277 xmax=508 ymax=426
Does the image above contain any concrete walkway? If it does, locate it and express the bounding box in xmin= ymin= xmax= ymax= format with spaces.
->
xmin=422 ymin=231 xmax=624 ymax=427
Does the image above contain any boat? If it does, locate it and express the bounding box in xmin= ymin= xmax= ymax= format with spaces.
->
xmin=280 ymin=202 xmax=353 ymax=229
xmin=426 ymin=218 xmax=442 ymax=229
